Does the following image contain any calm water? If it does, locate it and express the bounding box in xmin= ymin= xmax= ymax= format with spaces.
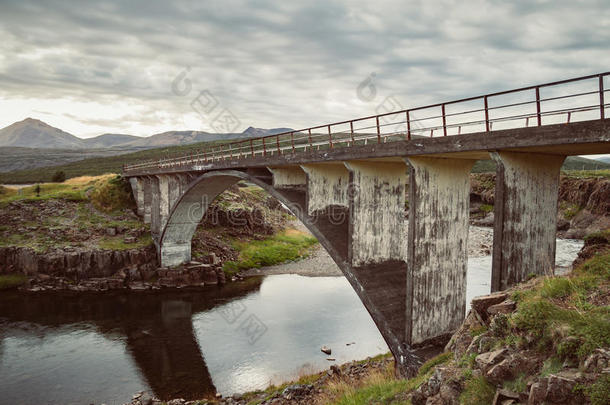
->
xmin=0 ymin=238 xmax=583 ymax=405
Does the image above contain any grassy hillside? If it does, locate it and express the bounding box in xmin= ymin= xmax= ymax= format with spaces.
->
xmin=0 ymin=137 xmax=608 ymax=183
xmin=0 ymin=139 xmax=229 ymax=183
xmin=472 ymin=155 xmax=610 ymax=173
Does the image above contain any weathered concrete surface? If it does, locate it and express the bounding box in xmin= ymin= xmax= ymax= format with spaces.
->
xmin=406 ymin=157 xmax=475 ymax=344
xmin=345 ymin=161 xmax=408 ymax=267
xmin=129 ymin=177 xmax=145 ymax=217
xmin=491 ymin=151 xmax=566 ymax=291
xmin=142 ymin=176 xmax=153 ymax=224
xmin=267 ymin=166 xmax=306 ymax=189
xmin=301 ymin=163 xmax=350 ymax=215
xmin=160 ymin=175 xmax=239 ymax=267
xmin=150 ymin=176 xmax=161 ymax=238
xmin=157 ymin=175 xmax=170 ymax=232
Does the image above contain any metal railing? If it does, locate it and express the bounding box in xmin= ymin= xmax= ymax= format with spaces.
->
xmin=124 ymin=72 xmax=609 ymax=173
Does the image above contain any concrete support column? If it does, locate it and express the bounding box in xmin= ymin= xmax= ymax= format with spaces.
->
xmin=128 ymin=177 xmax=145 ymax=217
xmin=142 ymin=176 xmax=153 ymax=224
xmin=150 ymin=176 xmax=161 ymax=240
xmin=405 ymin=157 xmax=475 ymax=345
xmin=300 ymin=163 xmax=349 ymax=215
xmin=491 ymin=152 xmax=565 ymax=291
xmin=168 ymin=174 xmax=183 ymax=213
xmin=267 ymin=166 xmax=307 ymax=189
xmin=344 ymin=161 xmax=408 ymax=267
xmin=157 ymin=175 xmax=170 ymax=231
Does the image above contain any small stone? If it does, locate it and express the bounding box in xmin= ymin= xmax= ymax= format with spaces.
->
xmin=475 ymin=348 xmax=508 ymax=372
xmin=123 ymin=236 xmax=137 ymax=244
xmin=321 ymin=346 xmax=332 ymax=355
xmin=106 ymin=227 xmax=117 ymax=236
xmin=487 ymin=300 xmax=516 ymax=315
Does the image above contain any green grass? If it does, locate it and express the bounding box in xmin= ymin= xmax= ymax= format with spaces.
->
xmin=89 ymin=175 xmax=136 ymax=213
xmin=503 ymin=372 xmax=528 ymax=393
xmin=459 ymin=376 xmax=496 ymax=405
xmin=562 ymin=169 xmax=610 ymax=179
xmin=222 ymin=230 xmax=318 ymax=274
xmin=98 ymin=234 xmax=153 ymax=250
xmin=587 ymin=374 xmax=610 ymax=405
xmin=330 ymin=376 xmax=409 ymax=405
xmin=539 ymin=356 xmax=563 ymax=377
xmin=0 ymin=274 xmax=28 ymax=289
xmin=511 ymin=252 xmax=610 ymax=362
xmin=0 ymin=183 xmax=88 ymax=204
xmin=480 ymin=204 xmax=493 ymax=213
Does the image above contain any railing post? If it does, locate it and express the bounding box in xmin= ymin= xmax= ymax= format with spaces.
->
xmin=535 ymin=86 xmax=542 ymax=126
xmin=250 ymin=139 xmax=254 ymax=157
xmin=441 ymin=104 xmax=447 ymax=136
xmin=262 ymin=138 xmax=267 ymax=156
xmin=484 ymin=96 xmax=490 ymax=132
xmin=350 ymin=121 xmax=355 ymax=145
xmin=276 ymin=135 xmax=280 ymax=155
xmin=328 ymin=125 xmax=333 ymax=148
xmin=600 ymin=74 xmax=605 ymax=120
xmin=406 ymin=111 xmax=411 ymax=140
xmin=376 ymin=116 xmax=381 ymax=143
xmin=229 ymin=144 xmax=233 ymax=160
xmin=291 ymin=132 xmax=295 ymax=153
xmin=308 ymin=129 xmax=313 ymax=149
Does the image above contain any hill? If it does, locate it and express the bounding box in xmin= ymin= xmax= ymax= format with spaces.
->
xmin=472 ymin=155 xmax=610 ymax=173
xmin=0 ymin=118 xmax=85 ymax=149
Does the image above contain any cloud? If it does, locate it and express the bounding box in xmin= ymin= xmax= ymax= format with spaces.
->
xmin=0 ymin=0 xmax=608 ymax=137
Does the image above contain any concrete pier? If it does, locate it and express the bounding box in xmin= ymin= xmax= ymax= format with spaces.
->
xmin=301 ymin=163 xmax=350 ymax=215
xmin=344 ymin=161 xmax=408 ymax=267
xmin=491 ymin=152 xmax=566 ymax=291
xmin=406 ymin=157 xmax=475 ymax=344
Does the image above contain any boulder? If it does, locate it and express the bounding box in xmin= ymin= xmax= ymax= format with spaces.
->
xmin=475 ymin=348 xmax=508 ymax=373
xmin=471 ymin=292 xmax=509 ymax=323
xmin=487 ymin=300 xmax=516 ymax=315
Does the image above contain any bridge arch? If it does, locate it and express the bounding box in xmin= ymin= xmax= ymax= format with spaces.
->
xmin=158 ymin=169 xmax=347 ymax=271
xmin=157 ymin=168 xmax=419 ymax=376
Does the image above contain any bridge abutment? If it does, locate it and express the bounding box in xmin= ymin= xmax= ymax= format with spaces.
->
xmin=406 ymin=156 xmax=475 ymax=344
xmin=491 ymin=151 xmax=566 ymax=291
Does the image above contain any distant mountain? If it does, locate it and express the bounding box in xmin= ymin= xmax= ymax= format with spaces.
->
xmin=591 ymin=156 xmax=610 ymax=164
xmin=241 ymin=127 xmax=294 ymax=137
xmin=0 ymin=118 xmax=84 ymax=149
xmin=82 ymin=133 xmax=142 ymax=148
xmin=0 ymin=119 xmax=290 ymax=150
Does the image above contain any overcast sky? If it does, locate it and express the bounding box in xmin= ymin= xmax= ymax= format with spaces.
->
xmin=0 ymin=0 xmax=609 ymax=138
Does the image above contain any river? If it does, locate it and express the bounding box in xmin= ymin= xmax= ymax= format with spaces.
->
xmin=0 ymin=237 xmax=583 ymax=405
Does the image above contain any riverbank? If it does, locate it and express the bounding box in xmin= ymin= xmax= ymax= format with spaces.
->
xmin=0 ymin=175 xmax=312 ymax=291
xmin=125 ymin=238 xmax=609 ymax=405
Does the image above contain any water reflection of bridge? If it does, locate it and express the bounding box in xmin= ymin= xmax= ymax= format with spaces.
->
xmin=0 ymin=278 xmax=262 ymax=401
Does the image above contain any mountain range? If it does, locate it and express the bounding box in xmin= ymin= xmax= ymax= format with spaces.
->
xmin=0 ymin=118 xmax=293 ymax=150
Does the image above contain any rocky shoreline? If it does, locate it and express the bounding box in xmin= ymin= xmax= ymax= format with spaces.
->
xmin=0 ymin=245 xmax=234 ymax=292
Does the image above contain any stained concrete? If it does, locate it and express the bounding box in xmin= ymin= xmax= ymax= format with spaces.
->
xmin=406 ymin=157 xmax=475 ymax=344
xmin=491 ymin=151 xmax=566 ymax=291
xmin=301 ymin=163 xmax=350 ymax=215
xmin=345 ymin=161 xmax=408 ymax=267
xmin=142 ymin=176 xmax=153 ymax=224
xmin=129 ymin=177 xmax=145 ymax=217
xmin=267 ymin=166 xmax=307 ymax=188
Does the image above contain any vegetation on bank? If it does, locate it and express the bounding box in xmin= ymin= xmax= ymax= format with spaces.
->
xmin=0 ymin=274 xmax=28 ymax=290
xmin=222 ymin=229 xmax=318 ymax=276
xmin=219 ymin=250 xmax=609 ymax=405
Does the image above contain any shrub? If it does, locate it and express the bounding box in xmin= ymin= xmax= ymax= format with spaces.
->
xmin=0 ymin=274 xmax=28 ymax=289
xmin=89 ymin=175 xmax=135 ymax=213
xmin=51 ymin=170 xmax=66 ymax=183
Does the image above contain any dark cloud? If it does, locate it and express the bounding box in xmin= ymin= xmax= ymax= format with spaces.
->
xmin=0 ymin=0 xmax=608 ymax=136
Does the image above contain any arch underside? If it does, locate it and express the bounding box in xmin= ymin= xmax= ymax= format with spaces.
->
xmin=160 ymin=169 xmax=418 ymax=374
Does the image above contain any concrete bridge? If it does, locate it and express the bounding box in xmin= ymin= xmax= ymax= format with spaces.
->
xmin=124 ymin=72 xmax=610 ymax=376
